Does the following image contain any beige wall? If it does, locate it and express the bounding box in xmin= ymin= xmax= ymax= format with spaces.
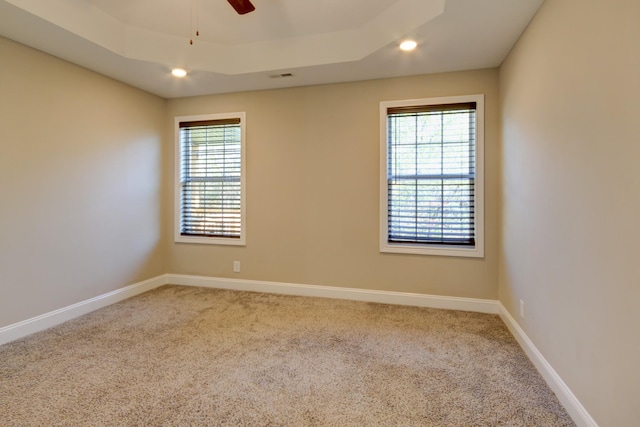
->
xmin=167 ymin=69 xmax=499 ymax=299
xmin=0 ymin=37 xmax=499 ymax=330
xmin=499 ymin=0 xmax=640 ymax=425
xmin=4 ymin=2 xmax=638 ymax=421
xmin=0 ymin=37 xmax=167 ymax=327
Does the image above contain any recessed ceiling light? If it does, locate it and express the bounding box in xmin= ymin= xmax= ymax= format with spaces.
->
xmin=171 ymin=68 xmax=187 ymax=78
xmin=399 ymin=40 xmax=418 ymax=51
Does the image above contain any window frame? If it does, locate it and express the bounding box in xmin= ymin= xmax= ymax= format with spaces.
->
xmin=379 ymin=95 xmax=484 ymax=258
xmin=174 ymin=112 xmax=247 ymax=246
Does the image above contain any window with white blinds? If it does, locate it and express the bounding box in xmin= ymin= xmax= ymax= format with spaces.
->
xmin=175 ymin=113 xmax=246 ymax=245
xmin=380 ymin=96 xmax=484 ymax=257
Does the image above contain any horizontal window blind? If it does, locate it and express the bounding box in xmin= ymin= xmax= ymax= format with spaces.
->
xmin=179 ymin=118 xmax=242 ymax=239
xmin=386 ymin=103 xmax=476 ymax=246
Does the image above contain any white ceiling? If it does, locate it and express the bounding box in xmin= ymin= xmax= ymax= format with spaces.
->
xmin=0 ymin=0 xmax=544 ymax=99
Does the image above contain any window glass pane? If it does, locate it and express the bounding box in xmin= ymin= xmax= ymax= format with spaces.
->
xmin=417 ymin=143 xmax=442 ymax=176
xmin=179 ymin=120 xmax=242 ymax=239
xmin=386 ymin=105 xmax=476 ymax=246
xmin=442 ymin=111 xmax=470 ymax=142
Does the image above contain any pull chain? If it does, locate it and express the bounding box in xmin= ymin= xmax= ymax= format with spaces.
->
xmin=196 ymin=0 xmax=200 ymax=37
xmin=189 ymin=0 xmax=200 ymax=45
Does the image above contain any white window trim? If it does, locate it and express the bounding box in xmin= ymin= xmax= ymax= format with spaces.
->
xmin=174 ymin=112 xmax=247 ymax=246
xmin=379 ymin=95 xmax=484 ymax=258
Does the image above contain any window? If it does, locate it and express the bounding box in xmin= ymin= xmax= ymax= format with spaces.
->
xmin=380 ymin=95 xmax=484 ymax=257
xmin=175 ymin=113 xmax=246 ymax=245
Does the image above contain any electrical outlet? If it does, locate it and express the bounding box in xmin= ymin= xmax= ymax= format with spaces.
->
xmin=519 ymin=300 xmax=525 ymax=319
xmin=233 ymin=261 xmax=240 ymax=273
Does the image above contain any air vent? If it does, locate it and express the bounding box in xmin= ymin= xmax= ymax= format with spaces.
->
xmin=269 ymin=73 xmax=294 ymax=79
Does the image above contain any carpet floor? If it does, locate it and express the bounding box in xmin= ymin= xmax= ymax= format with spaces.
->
xmin=0 ymin=285 xmax=574 ymax=426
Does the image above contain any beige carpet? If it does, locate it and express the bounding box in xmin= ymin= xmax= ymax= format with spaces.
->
xmin=0 ymin=285 xmax=574 ymax=426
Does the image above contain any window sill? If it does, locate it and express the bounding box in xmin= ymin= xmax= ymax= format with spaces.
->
xmin=380 ymin=242 xmax=484 ymax=258
xmin=175 ymin=235 xmax=246 ymax=246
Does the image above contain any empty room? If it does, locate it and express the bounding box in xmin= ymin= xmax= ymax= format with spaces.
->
xmin=0 ymin=0 xmax=637 ymax=425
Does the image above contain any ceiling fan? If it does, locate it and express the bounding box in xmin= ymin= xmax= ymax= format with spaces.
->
xmin=227 ymin=0 xmax=255 ymax=15
xmin=188 ymin=0 xmax=254 ymax=44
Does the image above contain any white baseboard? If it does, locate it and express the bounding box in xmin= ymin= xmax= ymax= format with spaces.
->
xmin=166 ymin=274 xmax=500 ymax=314
xmin=0 ymin=274 xmax=169 ymax=346
xmin=0 ymin=274 xmax=495 ymax=345
xmin=498 ymin=303 xmax=598 ymax=427
xmin=0 ymin=273 xmax=594 ymax=427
